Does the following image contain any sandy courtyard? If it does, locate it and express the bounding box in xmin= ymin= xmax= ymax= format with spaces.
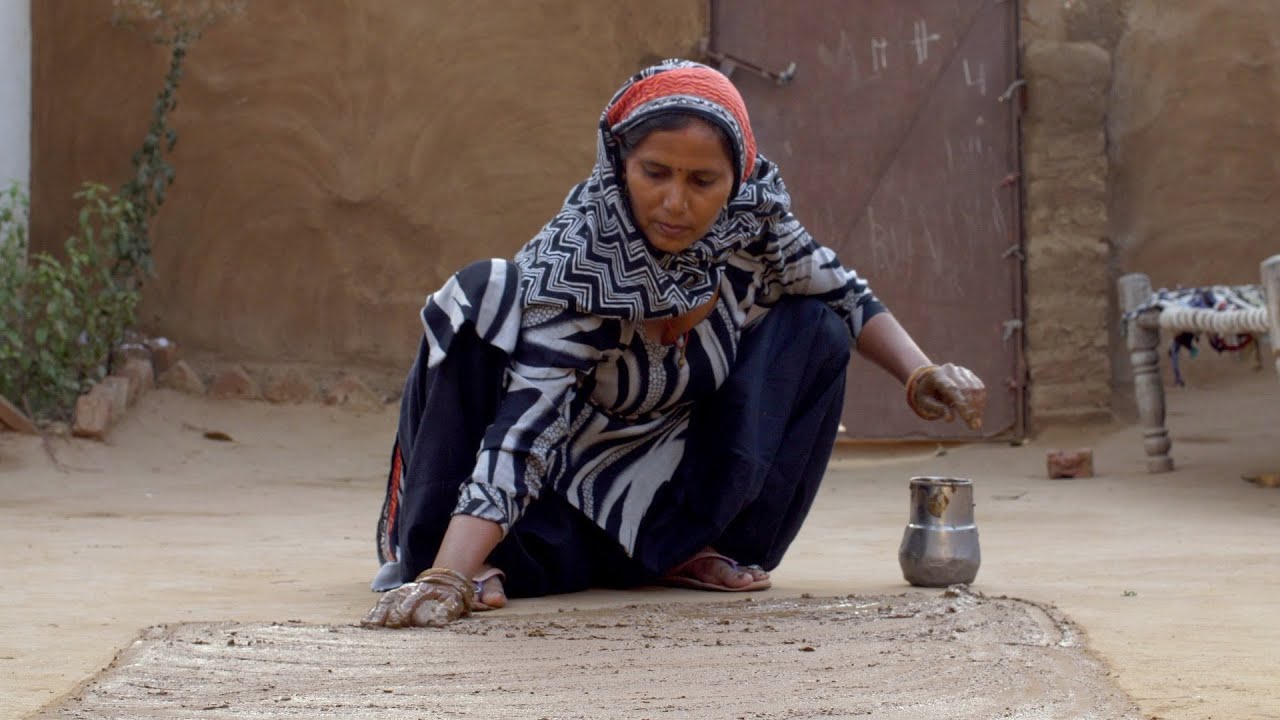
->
xmin=1 ymin=368 xmax=1278 ymax=719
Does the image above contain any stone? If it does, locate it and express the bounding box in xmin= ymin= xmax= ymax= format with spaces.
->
xmin=209 ymin=365 xmax=260 ymax=400
xmin=0 ymin=394 xmax=38 ymax=434
xmin=264 ymin=368 xmax=315 ymax=404
xmin=72 ymin=385 xmax=113 ymax=440
xmin=1047 ymin=448 xmax=1095 ymax=479
xmin=100 ymin=376 xmax=131 ymax=423
xmin=111 ymin=342 xmax=151 ymax=374
xmin=1243 ymin=473 xmax=1280 ymax=489
xmin=144 ymin=337 xmax=182 ymax=374
xmin=118 ymin=357 xmax=156 ymax=404
xmin=160 ymin=360 xmax=207 ymax=396
xmin=324 ymin=375 xmax=382 ymax=409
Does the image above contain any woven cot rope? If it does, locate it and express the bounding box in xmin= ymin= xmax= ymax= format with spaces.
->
xmin=1126 ymin=284 xmax=1270 ymax=335
xmin=1134 ymin=306 xmax=1271 ymax=334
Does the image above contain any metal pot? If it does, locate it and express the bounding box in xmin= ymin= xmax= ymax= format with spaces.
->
xmin=898 ymin=476 xmax=980 ymax=587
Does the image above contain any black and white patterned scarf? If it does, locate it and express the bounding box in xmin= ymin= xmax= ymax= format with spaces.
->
xmin=515 ymin=59 xmax=795 ymax=321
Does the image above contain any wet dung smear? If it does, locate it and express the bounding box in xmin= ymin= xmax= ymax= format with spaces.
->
xmin=37 ymin=589 xmax=1140 ymax=720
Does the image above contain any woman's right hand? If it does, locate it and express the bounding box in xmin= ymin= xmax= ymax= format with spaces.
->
xmin=361 ymin=568 xmax=475 ymax=629
xmin=906 ymin=363 xmax=987 ymax=430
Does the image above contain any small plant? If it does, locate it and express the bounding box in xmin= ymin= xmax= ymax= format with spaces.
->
xmin=0 ymin=183 xmax=31 ymax=403
xmin=0 ymin=183 xmax=139 ymax=421
xmin=0 ymin=3 xmax=245 ymax=424
xmin=110 ymin=0 xmax=247 ymax=287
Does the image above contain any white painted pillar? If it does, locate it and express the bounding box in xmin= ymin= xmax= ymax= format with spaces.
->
xmin=0 ymin=0 xmax=31 ymax=192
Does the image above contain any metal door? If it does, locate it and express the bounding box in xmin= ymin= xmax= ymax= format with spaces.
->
xmin=708 ymin=0 xmax=1024 ymax=440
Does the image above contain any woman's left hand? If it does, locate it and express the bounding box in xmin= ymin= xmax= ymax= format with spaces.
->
xmin=906 ymin=363 xmax=987 ymax=430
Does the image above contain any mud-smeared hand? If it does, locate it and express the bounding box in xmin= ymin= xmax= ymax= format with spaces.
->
xmin=906 ymin=363 xmax=987 ymax=431
xmin=361 ymin=568 xmax=475 ymax=629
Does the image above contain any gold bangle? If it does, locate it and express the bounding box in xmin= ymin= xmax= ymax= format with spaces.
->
xmin=414 ymin=566 xmax=468 ymax=584
xmin=413 ymin=567 xmax=476 ymax=600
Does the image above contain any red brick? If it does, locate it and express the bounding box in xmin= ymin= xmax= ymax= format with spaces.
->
xmin=99 ymin=376 xmax=131 ymax=423
xmin=1047 ymin=448 xmax=1094 ymax=479
xmin=160 ymin=360 xmax=206 ymax=396
xmin=144 ymin=337 xmax=182 ymax=374
xmin=72 ymin=385 xmax=113 ymax=440
xmin=118 ymin=357 xmax=156 ymax=404
xmin=264 ymin=369 xmax=315 ymax=404
xmin=209 ymin=365 xmax=260 ymax=400
xmin=324 ymin=375 xmax=382 ymax=409
xmin=0 ymin=394 xmax=38 ymax=434
xmin=111 ymin=342 xmax=150 ymax=374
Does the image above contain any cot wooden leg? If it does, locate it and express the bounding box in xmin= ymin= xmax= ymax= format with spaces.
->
xmin=1119 ymin=272 xmax=1174 ymax=472
xmin=1262 ymin=254 xmax=1280 ymax=381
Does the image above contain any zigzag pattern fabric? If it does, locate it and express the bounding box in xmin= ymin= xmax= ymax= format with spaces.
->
xmin=515 ymin=59 xmax=792 ymax=321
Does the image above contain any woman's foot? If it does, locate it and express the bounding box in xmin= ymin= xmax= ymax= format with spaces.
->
xmin=661 ymin=548 xmax=771 ymax=592
xmin=472 ymin=566 xmax=507 ymax=610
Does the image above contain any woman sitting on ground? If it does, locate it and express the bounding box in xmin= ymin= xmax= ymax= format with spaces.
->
xmin=363 ymin=60 xmax=986 ymax=629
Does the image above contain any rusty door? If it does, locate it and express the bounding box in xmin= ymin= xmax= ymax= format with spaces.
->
xmin=708 ymin=0 xmax=1023 ymax=440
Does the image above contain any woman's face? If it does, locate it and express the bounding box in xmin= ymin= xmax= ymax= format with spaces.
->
xmin=622 ymin=120 xmax=735 ymax=255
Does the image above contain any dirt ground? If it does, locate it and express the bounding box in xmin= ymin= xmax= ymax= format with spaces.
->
xmin=2 ymin=367 xmax=1278 ymax=719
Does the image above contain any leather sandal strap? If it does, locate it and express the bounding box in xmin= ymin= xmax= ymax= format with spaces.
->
xmin=666 ymin=550 xmax=738 ymax=577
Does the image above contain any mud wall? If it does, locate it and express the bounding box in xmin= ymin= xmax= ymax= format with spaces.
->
xmin=1018 ymin=0 xmax=1129 ymax=425
xmin=30 ymin=1 xmax=704 ymax=373
xmin=1109 ymin=0 xmax=1280 ymax=289
xmin=30 ymin=1 xmax=1280 ymax=427
xmin=1020 ymin=0 xmax=1278 ymax=426
xmin=1108 ymin=0 xmax=1280 ymax=393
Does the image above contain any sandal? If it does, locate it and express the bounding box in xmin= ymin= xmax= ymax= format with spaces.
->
xmin=660 ymin=550 xmax=771 ymax=593
xmin=470 ymin=567 xmax=506 ymax=611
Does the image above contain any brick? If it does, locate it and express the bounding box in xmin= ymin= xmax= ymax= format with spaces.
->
xmin=0 ymin=394 xmax=38 ymax=434
xmin=160 ymin=360 xmax=207 ymax=396
xmin=264 ymin=368 xmax=315 ymax=404
xmin=118 ymin=357 xmax=156 ymax=404
xmin=209 ymin=365 xmax=260 ymax=400
xmin=144 ymin=337 xmax=182 ymax=374
xmin=110 ymin=342 xmax=151 ymax=374
xmin=324 ymin=375 xmax=382 ymax=409
xmin=72 ymin=385 xmax=113 ymax=441
xmin=1047 ymin=448 xmax=1095 ymax=479
xmin=99 ymin=376 xmax=131 ymax=423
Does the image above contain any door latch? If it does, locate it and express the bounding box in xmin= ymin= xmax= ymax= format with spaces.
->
xmin=698 ymin=38 xmax=797 ymax=86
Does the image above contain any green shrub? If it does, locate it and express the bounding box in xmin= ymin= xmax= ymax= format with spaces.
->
xmin=0 ymin=183 xmax=140 ymax=422
xmin=0 ymin=3 xmax=246 ymax=423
